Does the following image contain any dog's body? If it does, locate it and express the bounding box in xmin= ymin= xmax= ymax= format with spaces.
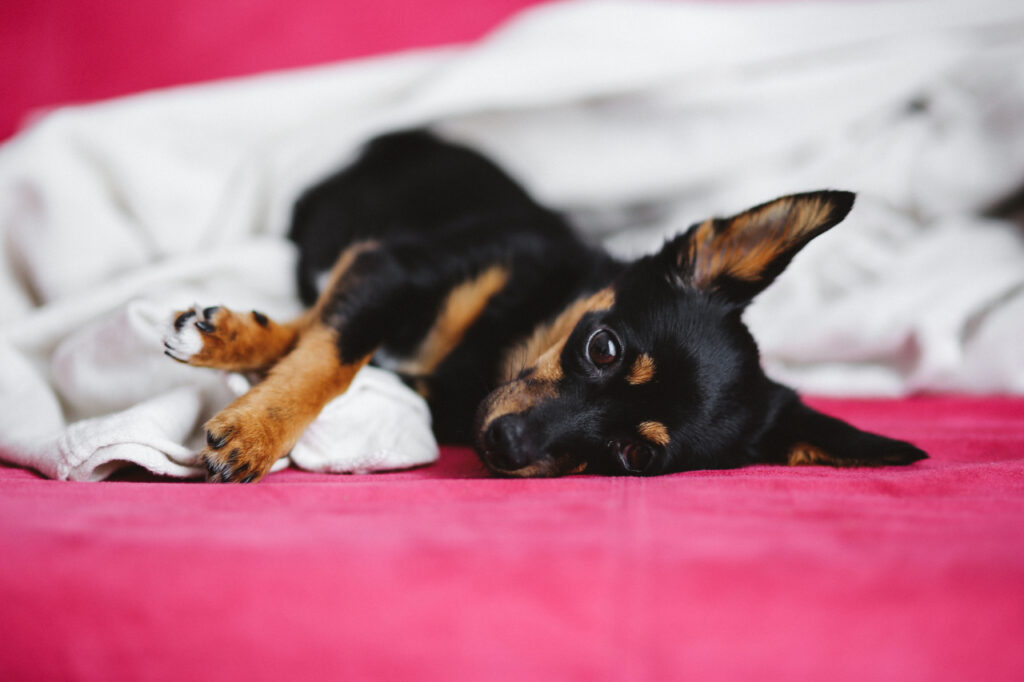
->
xmin=164 ymin=130 xmax=925 ymax=482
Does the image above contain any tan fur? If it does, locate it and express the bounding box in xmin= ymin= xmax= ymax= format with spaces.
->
xmin=318 ymin=240 xmax=379 ymax=303
xmin=477 ymin=378 xmax=558 ymax=437
xmin=392 ymin=265 xmax=509 ymax=376
xmin=637 ymin=420 xmax=670 ymax=447
xmin=627 ymin=354 xmax=656 ymax=385
xmin=202 ymin=324 xmax=371 ymax=481
xmin=500 ymin=288 xmax=615 ymax=382
xmin=184 ymin=308 xmax=310 ymax=372
xmin=566 ymin=461 xmax=589 ymax=475
xmin=480 ymin=288 xmax=615 ymax=437
xmin=687 ymin=196 xmax=833 ymax=288
xmin=787 ymin=442 xmax=838 ymax=466
xmin=490 ymin=453 xmax=586 ymax=478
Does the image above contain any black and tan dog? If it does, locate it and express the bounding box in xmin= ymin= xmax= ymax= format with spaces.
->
xmin=164 ymin=130 xmax=926 ymax=482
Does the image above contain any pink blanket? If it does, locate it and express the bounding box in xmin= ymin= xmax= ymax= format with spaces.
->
xmin=1 ymin=396 xmax=1022 ymax=680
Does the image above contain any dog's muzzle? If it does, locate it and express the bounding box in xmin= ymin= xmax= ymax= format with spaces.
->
xmin=477 ymin=412 xmax=588 ymax=478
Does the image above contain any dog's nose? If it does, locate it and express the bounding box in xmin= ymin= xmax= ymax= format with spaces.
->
xmin=483 ymin=414 xmax=532 ymax=470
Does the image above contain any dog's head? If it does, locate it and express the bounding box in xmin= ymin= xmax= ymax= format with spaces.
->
xmin=475 ymin=190 xmax=926 ymax=477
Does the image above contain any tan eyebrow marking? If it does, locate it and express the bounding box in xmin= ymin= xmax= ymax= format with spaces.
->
xmin=637 ymin=421 xmax=670 ymax=447
xmin=627 ymin=354 xmax=656 ymax=385
xmin=500 ymin=287 xmax=615 ymax=383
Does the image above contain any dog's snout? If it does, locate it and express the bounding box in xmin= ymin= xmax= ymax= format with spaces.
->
xmin=483 ymin=414 xmax=533 ymax=470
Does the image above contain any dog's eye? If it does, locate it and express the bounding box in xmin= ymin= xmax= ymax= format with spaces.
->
xmin=586 ymin=329 xmax=619 ymax=367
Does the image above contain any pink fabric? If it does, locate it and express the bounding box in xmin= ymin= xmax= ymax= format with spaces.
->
xmin=1 ymin=396 xmax=1022 ymax=680
xmin=0 ymin=0 xmax=546 ymax=141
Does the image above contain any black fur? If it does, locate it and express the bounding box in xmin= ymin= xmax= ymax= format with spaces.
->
xmin=289 ymin=130 xmax=926 ymax=476
xmin=292 ymin=131 xmax=619 ymax=443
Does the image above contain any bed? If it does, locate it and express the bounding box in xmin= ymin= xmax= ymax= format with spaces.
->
xmin=3 ymin=396 xmax=1023 ymax=679
xmin=2 ymin=1 xmax=1023 ymax=679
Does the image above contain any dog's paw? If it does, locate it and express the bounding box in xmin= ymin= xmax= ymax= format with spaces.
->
xmin=163 ymin=305 xmax=225 ymax=364
xmin=201 ymin=407 xmax=285 ymax=483
xmin=163 ymin=304 xmax=291 ymax=372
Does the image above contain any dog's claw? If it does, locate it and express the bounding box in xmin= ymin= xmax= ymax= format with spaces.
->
xmin=200 ymin=417 xmax=276 ymax=483
xmin=206 ymin=429 xmax=231 ymax=450
xmin=202 ymin=453 xmax=229 ymax=482
xmin=202 ymin=453 xmax=261 ymax=483
xmin=196 ymin=320 xmax=215 ymax=333
xmin=173 ymin=310 xmax=196 ymax=332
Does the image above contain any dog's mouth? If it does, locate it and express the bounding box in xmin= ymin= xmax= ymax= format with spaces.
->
xmin=474 ymin=386 xmax=593 ymax=477
xmin=481 ymin=450 xmax=589 ymax=478
xmin=475 ymin=423 xmax=589 ymax=478
xmin=475 ymin=418 xmax=661 ymax=478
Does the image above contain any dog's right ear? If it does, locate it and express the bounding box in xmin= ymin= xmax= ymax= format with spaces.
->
xmin=662 ymin=190 xmax=855 ymax=306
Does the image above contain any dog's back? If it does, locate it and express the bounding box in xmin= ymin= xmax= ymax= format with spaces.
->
xmin=291 ymin=130 xmax=556 ymax=304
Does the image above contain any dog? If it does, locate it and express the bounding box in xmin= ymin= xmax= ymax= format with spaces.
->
xmin=164 ymin=130 xmax=926 ymax=482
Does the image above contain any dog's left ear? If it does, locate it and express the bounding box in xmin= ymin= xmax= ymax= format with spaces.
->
xmin=762 ymin=398 xmax=927 ymax=467
xmin=665 ymin=190 xmax=855 ymax=305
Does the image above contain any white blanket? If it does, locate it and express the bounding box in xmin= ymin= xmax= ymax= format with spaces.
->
xmin=1 ymin=0 xmax=1023 ymax=480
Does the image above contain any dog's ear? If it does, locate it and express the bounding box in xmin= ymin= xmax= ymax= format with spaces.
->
xmin=664 ymin=190 xmax=855 ymax=305
xmin=762 ymin=399 xmax=927 ymax=468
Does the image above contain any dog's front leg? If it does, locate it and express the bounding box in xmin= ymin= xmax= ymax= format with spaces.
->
xmin=200 ymin=323 xmax=371 ymax=482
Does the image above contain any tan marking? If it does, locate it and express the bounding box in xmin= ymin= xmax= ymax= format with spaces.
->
xmin=491 ymin=454 xmax=585 ymax=478
xmin=637 ymin=421 xmax=670 ymax=447
xmin=687 ymin=195 xmax=834 ymax=288
xmin=500 ymin=288 xmax=616 ymax=382
xmin=179 ymin=307 xmax=312 ymax=373
xmin=494 ymin=460 xmax=551 ymax=478
xmin=391 ymin=265 xmax=508 ymax=376
xmin=316 ymin=240 xmax=379 ymax=311
xmin=413 ymin=378 xmax=431 ymax=400
xmin=787 ymin=442 xmax=842 ymax=467
xmin=532 ymin=344 xmax=565 ymax=383
xmin=566 ymin=461 xmax=589 ymax=475
xmin=201 ymin=324 xmax=372 ymax=482
xmin=627 ymin=354 xmax=656 ymax=385
xmin=478 ymin=378 xmax=558 ymax=435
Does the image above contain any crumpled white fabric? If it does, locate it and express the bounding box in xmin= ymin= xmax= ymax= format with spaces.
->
xmin=0 ymin=294 xmax=436 ymax=481
xmin=1 ymin=0 xmax=1023 ymax=480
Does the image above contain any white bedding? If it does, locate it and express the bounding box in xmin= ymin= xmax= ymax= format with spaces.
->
xmin=1 ymin=0 xmax=1022 ymax=480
